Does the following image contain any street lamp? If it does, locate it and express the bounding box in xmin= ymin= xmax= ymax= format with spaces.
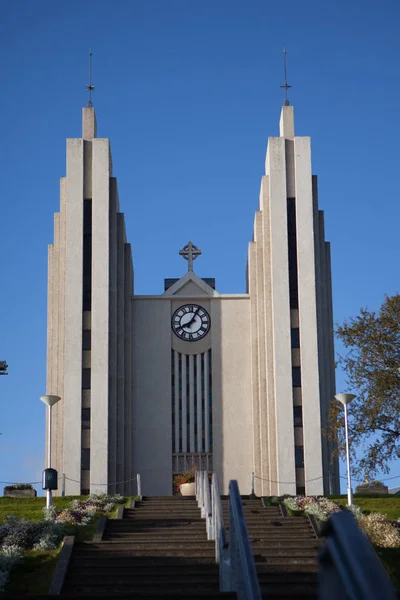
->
xmin=40 ymin=395 xmax=61 ymax=508
xmin=0 ymin=361 xmax=8 ymax=375
xmin=335 ymin=393 xmax=356 ymax=506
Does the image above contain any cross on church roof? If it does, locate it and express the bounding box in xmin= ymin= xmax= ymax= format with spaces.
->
xmin=179 ymin=242 xmax=202 ymax=272
xmin=280 ymin=48 xmax=291 ymax=107
xmin=86 ymin=50 xmax=95 ymax=107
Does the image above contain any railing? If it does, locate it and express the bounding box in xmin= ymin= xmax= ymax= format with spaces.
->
xmin=228 ymin=480 xmax=262 ymax=600
xmin=195 ymin=470 xmax=262 ymax=600
xmin=173 ymin=453 xmax=213 ymax=473
xmin=319 ymin=511 xmax=397 ymax=600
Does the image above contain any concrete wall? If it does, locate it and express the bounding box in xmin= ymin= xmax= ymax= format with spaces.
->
xmin=132 ymin=298 xmax=173 ymax=496
xmin=294 ymin=136 xmax=324 ymax=495
xmin=131 ymin=291 xmax=252 ymax=496
xmin=63 ymin=138 xmax=84 ymax=495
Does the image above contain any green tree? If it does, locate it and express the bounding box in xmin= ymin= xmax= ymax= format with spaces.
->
xmin=328 ymin=293 xmax=400 ymax=478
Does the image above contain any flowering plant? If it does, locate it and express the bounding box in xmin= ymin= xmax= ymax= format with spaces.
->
xmin=359 ymin=512 xmax=400 ymax=548
xmin=173 ymin=471 xmax=196 ymax=493
xmin=283 ymin=496 xmax=342 ymax=519
xmin=43 ymin=493 xmax=124 ymax=526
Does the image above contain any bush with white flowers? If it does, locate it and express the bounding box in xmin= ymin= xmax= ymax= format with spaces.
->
xmin=0 ymin=493 xmax=125 ymax=591
xmin=282 ymin=495 xmax=400 ymax=549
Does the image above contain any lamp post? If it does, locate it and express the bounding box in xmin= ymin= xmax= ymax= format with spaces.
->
xmin=335 ymin=393 xmax=356 ymax=506
xmin=40 ymin=395 xmax=61 ymax=508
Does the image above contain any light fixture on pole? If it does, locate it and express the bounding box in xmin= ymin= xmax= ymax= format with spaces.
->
xmin=40 ymin=395 xmax=61 ymax=508
xmin=335 ymin=393 xmax=356 ymax=506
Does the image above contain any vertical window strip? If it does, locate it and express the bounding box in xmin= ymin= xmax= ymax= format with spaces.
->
xmin=181 ymin=353 xmax=187 ymax=453
xmin=174 ymin=351 xmax=180 ymax=454
xmin=201 ymin=352 xmax=205 ymax=452
xmin=208 ymin=349 xmax=213 ymax=452
xmin=193 ymin=355 xmax=197 ymax=452
xmin=81 ymin=199 xmax=92 ymax=494
xmin=186 ymin=355 xmax=190 ymax=452
xmin=179 ymin=353 xmax=182 ymax=453
xmin=196 ymin=354 xmax=202 ymax=453
xmin=204 ymin=350 xmax=210 ymax=453
xmin=189 ymin=355 xmax=195 ymax=453
xmin=171 ymin=350 xmax=175 ymax=452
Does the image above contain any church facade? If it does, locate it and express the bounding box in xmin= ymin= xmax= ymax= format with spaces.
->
xmin=45 ymin=104 xmax=338 ymax=497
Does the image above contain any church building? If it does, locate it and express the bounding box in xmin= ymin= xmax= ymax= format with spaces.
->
xmin=45 ymin=101 xmax=339 ymax=497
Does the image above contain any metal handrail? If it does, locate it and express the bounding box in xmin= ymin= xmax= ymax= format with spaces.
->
xmin=211 ymin=473 xmax=230 ymax=591
xmin=228 ymin=480 xmax=262 ymax=600
xmin=198 ymin=471 xmax=261 ymax=599
xmin=319 ymin=511 xmax=397 ymax=600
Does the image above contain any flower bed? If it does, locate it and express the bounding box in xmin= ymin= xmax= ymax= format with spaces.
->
xmin=282 ymin=495 xmax=400 ymax=548
xmin=0 ymin=493 xmax=124 ymax=591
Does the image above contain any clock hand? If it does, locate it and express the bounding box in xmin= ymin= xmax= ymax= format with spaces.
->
xmin=180 ymin=307 xmax=200 ymax=330
xmin=186 ymin=307 xmax=200 ymax=327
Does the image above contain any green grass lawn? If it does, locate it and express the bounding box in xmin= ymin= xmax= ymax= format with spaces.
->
xmin=0 ymin=495 xmax=93 ymax=522
xmin=1 ymin=495 xmax=134 ymax=597
xmin=329 ymin=495 xmax=400 ymax=520
xmin=4 ymin=551 xmax=59 ymax=597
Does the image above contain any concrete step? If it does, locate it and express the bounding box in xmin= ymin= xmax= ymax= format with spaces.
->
xmin=259 ymin=583 xmax=317 ymax=596
xmin=62 ymin=590 xmax=235 ymax=599
xmin=78 ymin=541 xmax=216 ymax=550
xmin=63 ymin=595 xmax=236 ymax=599
xmin=254 ymin=556 xmax=318 ymax=567
xmin=63 ymin=582 xmax=222 ymax=594
xmin=256 ymin=564 xmax=319 ymax=574
xmin=105 ymin=534 xmax=209 ymax=541
xmin=106 ymin=527 xmax=208 ymax=535
xmin=67 ymin=564 xmax=220 ymax=576
xmin=251 ymin=547 xmax=319 ymax=557
xmin=257 ymin=572 xmax=318 ymax=583
xmin=121 ymin=518 xmax=205 ymax=524
xmin=69 ymin=557 xmax=219 ymax=567
xmin=72 ymin=548 xmax=216 ymax=557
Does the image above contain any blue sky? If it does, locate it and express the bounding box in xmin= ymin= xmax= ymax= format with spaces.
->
xmin=1 ymin=0 xmax=399 ymax=494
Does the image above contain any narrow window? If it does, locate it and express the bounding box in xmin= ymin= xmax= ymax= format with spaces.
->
xmin=292 ymin=367 xmax=301 ymax=387
xmin=81 ymin=448 xmax=90 ymax=469
xmin=82 ymin=369 xmax=91 ymax=389
xmin=293 ymin=406 xmax=303 ymax=427
xmin=295 ymin=446 xmax=304 ymax=468
xmin=82 ymin=408 xmax=91 ymax=429
xmin=291 ymin=328 xmax=300 ymax=348
xmin=82 ymin=331 xmax=91 ymax=350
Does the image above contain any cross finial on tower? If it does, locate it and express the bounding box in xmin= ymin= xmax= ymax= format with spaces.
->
xmin=179 ymin=242 xmax=202 ymax=272
xmin=280 ymin=48 xmax=291 ymax=107
xmin=86 ymin=50 xmax=95 ymax=107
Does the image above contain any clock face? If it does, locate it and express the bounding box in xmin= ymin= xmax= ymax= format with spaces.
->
xmin=171 ymin=304 xmax=211 ymax=342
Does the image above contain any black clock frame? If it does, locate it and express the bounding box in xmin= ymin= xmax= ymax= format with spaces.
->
xmin=171 ymin=304 xmax=211 ymax=342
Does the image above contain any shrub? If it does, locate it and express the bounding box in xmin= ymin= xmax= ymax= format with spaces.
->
xmin=359 ymin=513 xmax=400 ymax=548
xmin=173 ymin=472 xmax=195 ymax=493
xmin=43 ymin=493 xmax=124 ymax=526
xmin=283 ymin=497 xmax=302 ymax=512
xmin=3 ymin=484 xmax=33 ymax=491
xmin=0 ymin=517 xmax=64 ymax=552
xmin=0 ymin=545 xmax=24 ymax=592
xmin=304 ymin=503 xmax=327 ymax=521
xmin=346 ymin=504 xmax=363 ymax=520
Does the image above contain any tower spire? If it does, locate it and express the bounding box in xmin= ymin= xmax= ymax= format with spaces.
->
xmin=86 ymin=50 xmax=95 ymax=107
xmin=280 ymin=48 xmax=291 ymax=107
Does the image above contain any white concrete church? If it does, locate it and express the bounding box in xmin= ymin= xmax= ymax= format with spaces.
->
xmin=45 ymin=100 xmax=339 ymax=497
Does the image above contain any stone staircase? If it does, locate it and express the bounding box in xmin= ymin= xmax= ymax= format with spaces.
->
xmin=61 ymin=496 xmax=236 ymax=599
xmin=222 ymin=497 xmax=319 ymax=599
